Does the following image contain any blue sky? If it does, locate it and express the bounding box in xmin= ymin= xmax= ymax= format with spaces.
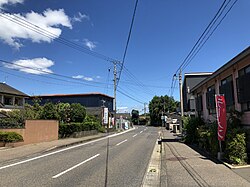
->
xmin=0 ymin=0 xmax=249 ymax=113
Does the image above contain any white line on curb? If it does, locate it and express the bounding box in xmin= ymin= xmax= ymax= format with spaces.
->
xmin=52 ymin=154 xmax=100 ymax=179
xmin=116 ymin=139 xmax=128 ymax=146
xmin=133 ymin=134 xmax=138 ymax=137
xmin=0 ymin=128 xmax=135 ymax=170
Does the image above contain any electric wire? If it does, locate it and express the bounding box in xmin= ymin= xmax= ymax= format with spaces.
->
xmin=117 ymin=0 xmax=139 ymax=86
xmin=0 ymin=9 xmax=117 ymax=63
xmin=170 ymin=0 xmax=238 ymax=97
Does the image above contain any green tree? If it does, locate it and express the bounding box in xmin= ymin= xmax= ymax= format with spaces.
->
xmin=70 ymin=103 xmax=86 ymax=122
xmin=149 ymin=95 xmax=178 ymax=125
xmin=39 ymin=102 xmax=59 ymax=120
xmin=131 ymin=109 xmax=139 ymax=125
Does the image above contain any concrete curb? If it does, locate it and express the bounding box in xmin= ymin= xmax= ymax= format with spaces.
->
xmin=188 ymin=144 xmax=250 ymax=170
xmin=141 ymin=140 xmax=161 ymax=187
xmin=223 ymin=162 xmax=250 ymax=169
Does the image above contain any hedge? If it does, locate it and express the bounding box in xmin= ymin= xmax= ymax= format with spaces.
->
xmin=0 ymin=131 xmax=23 ymax=143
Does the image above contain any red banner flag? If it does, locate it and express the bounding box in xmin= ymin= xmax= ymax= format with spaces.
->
xmin=215 ymin=95 xmax=227 ymax=141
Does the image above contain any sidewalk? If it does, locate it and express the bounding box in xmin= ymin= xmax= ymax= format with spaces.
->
xmin=0 ymin=133 xmax=106 ymax=163
xmin=161 ymin=129 xmax=250 ymax=187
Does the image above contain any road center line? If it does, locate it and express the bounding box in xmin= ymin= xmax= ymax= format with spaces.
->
xmin=0 ymin=128 xmax=135 ymax=171
xmin=52 ymin=154 xmax=100 ymax=179
xmin=133 ymin=134 xmax=137 ymax=137
xmin=116 ymin=139 xmax=128 ymax=146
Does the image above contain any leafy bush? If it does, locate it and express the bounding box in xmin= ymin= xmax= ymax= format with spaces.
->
xmin=184 ymin=117 xmax=204 ymax=144
xmin=225 ymin=128 xmax=247 ymax=165
xmin=39 ymin=102 xmax=59 ymax=120
xmin=0 ymin=131 xmax=23 ymax=143
xmin=70 ymin=103 xmax=86 ymax=122
xmin=197 ymin=122 xmax=218 ymax=156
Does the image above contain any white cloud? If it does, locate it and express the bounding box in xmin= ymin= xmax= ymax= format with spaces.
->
xmin=4 ymin=57 xmax=54 ymax=74
xmin=96 ymin=76 xmax=101 ymax=79
xmin=83 ymin=77 xmax=93 ymax=81
xmin=0 ymin=0 xmax=24 ymax=8
xmin=72 ymin=74 xmax=94 ymax=81
xmin=84 ymin=39 xmax=96 ymax=50
xmin=72 ymin=12 xmax=89 ymax=22
xmin=0 ymin=9 xmax=72 ymax=49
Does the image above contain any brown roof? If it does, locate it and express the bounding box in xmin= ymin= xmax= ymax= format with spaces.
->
xmin=0 ymin=83 xmax=28 ymax=97
xmin=30 ymin=92 xmax=114 ymax=99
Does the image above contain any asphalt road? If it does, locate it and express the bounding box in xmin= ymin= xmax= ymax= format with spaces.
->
xmin=0 ymin=126 xmax=159 ymax=187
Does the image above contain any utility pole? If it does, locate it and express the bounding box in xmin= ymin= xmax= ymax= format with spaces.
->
xmin=144 ymin=103 xmax=147 ymax=118
xmin=113 ymin=62 xmax=117 ymax=130
xmin=179 ymin=68 xmax=184 ymax=133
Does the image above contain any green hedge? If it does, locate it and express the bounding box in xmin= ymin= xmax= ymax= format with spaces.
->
xmin=0 ymin=131 xmax=23 ymax=143
xmin=225 ymin=128 xmax=247 ymax=165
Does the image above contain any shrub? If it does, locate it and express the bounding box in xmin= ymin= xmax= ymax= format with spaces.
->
xmin=70 ymin=103 xmax=86 ymax=122
xmin=39 ymin=102 xmax=59 ymax=120
xmin=0 ymin=131 xmax=23 ymax=143
xmin=225 ymin=128 xmax=247 ymax=165
xmin=184 ymin=117 xmax=204 ymax=144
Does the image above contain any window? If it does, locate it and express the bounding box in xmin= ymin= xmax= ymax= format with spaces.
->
xmin=4 ymin=96 xmax=13 ymax=105
xmin=15 ymin=97 xmax=23 ymax=106
xmin=237 ymin=65 xmax=250 ymax=111
xmin=196 ymin=93 xmax=203 ymax=115
xmin=206 ymin=85 xmax=216 ymax=114
xmin=219 ymin=75 xmax=235 ymax=111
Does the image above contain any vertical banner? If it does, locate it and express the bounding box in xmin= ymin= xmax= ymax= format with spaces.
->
xmin=103 ymin=108 xmax=109 ymax=125
xmin=215 ymin=95 xmax=227 ymax=141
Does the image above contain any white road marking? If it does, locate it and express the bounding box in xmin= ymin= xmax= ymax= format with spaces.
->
xmin=0 ymin=128 xmax=135 ymax=171
xmin=116 ymin=139 xmax=128 ymax=146
xmin=140 ymin=131 xmax=143 ymax=133
xmin=52 ymin=154 xmax=100 ymax=179
xmin=133 ymin=134 xmax=138 ymax=137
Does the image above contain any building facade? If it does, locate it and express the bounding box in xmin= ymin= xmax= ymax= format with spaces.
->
xmin=191 ymin=47 xmax=250 ymax=127
xmin=27 ymin=93 xmax=114 ymax=118
xmin=182 ymin=73 xmax=212 ymax=115
xmin=0 ymin=83 xmax=28 ymax=111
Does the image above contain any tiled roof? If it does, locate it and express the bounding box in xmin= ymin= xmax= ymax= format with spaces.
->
xmin=0 ymin=83 xmax=28 ymax=97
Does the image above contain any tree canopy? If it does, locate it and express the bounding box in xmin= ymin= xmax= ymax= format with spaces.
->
xmin=149 ymin=95 xmax=179 ymax=126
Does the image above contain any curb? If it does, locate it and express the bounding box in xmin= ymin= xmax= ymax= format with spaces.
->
xmin=188 ymin=144 xmax=250 ymax=170
xmin=141 ymin=140 xmax=161 ymax=187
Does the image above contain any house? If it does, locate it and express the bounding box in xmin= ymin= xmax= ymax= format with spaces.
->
xmin=27 ymin=93 xmax=114 ymax=118
xmin=191 ymin=47 xmax=250 ymax=157
xmin=191 ymin=47 xmax=250 ymax=126
xmin=182 ymin=72 xmax=212 ymax=116
xmin=0 ymin=83 xmax=28 ymax=111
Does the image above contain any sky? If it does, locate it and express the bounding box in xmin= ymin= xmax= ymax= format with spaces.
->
xmin=0 ymin=0 xmax=250 ymax=114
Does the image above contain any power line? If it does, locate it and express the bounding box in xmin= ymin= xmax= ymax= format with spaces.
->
xmin=170 ymin=0 xmax=238 ymax=97
xmin=0 ymin=59 xmax=112 ymax=88
xmin=0 ymin=9 xmax=117 ymax=63
xmin=117 ymin=0 xmax=139 ymax=86
xmin=174 ymin=0 xmax=228 ymax=74
xmin=182 ymin=0 xmax=238 ymax=71
xmin=117 ymin=89 xmax=144 ymax=104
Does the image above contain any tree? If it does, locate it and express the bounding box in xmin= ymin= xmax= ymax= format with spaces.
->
xmin=131 ymin=109 xmax=139 ymax=125
xmin=39 ymin=102 xmax=59 ymax=120
xmin=149 ymin=95 xmax=179 ymax=126
xmin=70 ymin=103 xmax=86 ymax=122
